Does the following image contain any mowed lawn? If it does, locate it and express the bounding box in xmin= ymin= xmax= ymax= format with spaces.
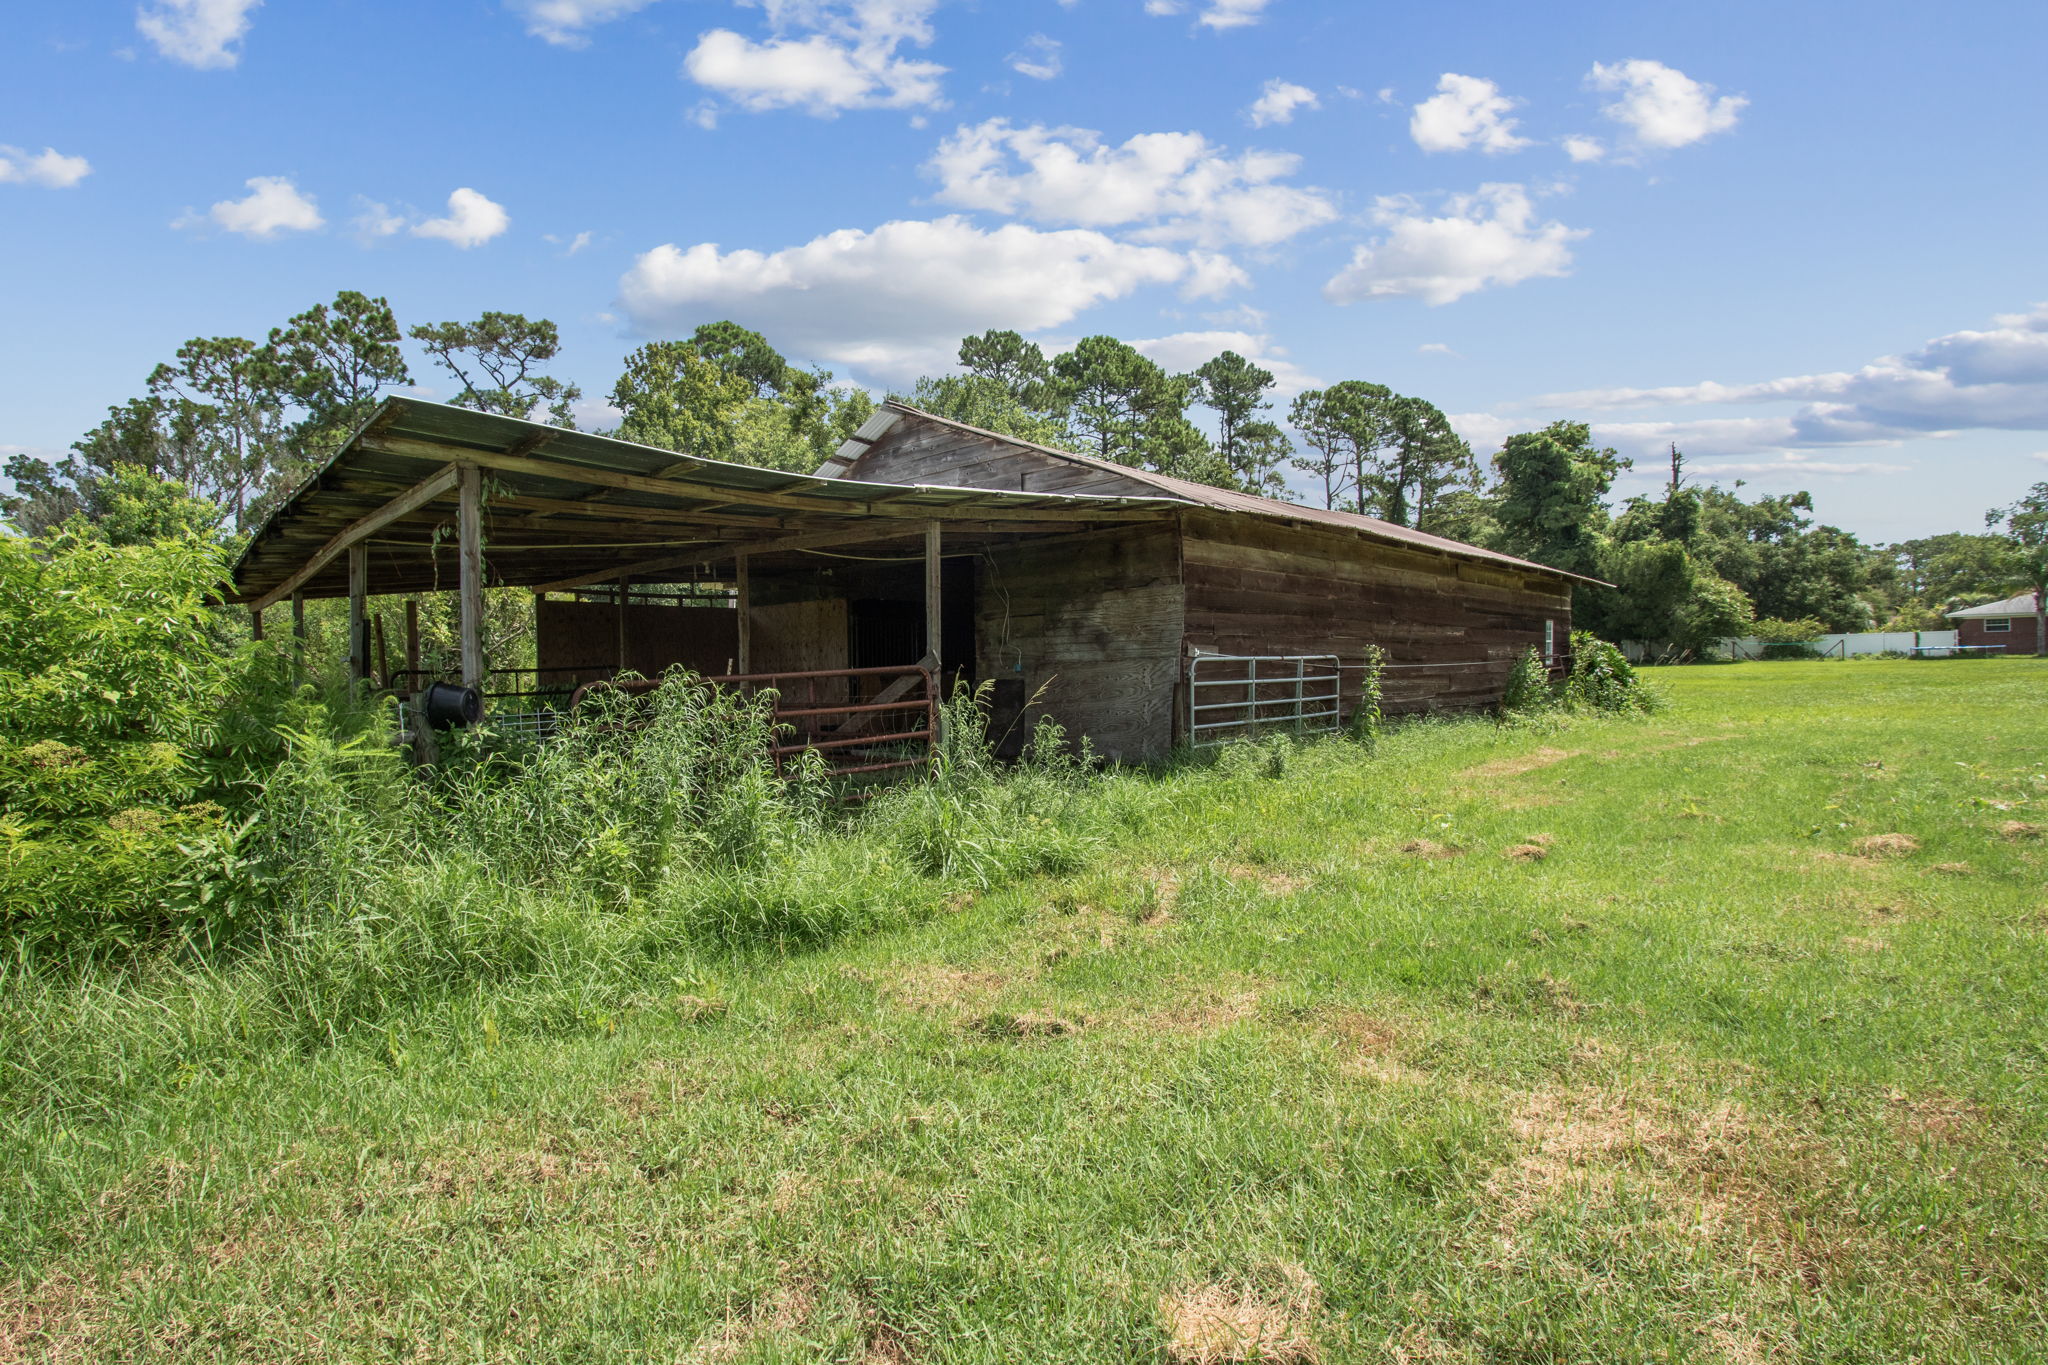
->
xmin=7 ymin=660 xmax=2047 ymax=1363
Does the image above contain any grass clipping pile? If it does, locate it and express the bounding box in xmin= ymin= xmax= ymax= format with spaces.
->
xmin=1159 ymin=1263 xmax=1323 ymax=1363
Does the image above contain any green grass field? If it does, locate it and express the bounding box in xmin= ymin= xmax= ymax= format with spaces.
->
xmin=6 ymin=660 xmax=2046 ymax=1363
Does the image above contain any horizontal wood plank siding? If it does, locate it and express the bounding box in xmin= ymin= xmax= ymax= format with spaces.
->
xmin=976 ymin=525 xmax=1182 ymax=762
xmin=535 ymin=599 xmax=739 ymax=688
xmin=1181 ymin=510 xmax=1572 ymax=716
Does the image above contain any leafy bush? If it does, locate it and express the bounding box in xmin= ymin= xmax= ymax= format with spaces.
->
xmin=1501 ymin=647 xmax=1555 ymax=715
xmin=1561 ymin=632 xmax=1659 ymax=714
xmin=1750 ymin=616 xmax=1827 ymax=643
xmin=0 ymin=529 xmax=292 ymax=947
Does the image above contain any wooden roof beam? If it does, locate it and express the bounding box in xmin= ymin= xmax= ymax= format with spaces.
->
xmin=249 ymin=464 xmax=460 ymax=613
xmin=527 ymin=523 xmax=931 ymax=594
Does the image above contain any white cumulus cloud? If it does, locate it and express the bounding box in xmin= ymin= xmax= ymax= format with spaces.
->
xmin=1561 ymin=134 xmax=1606 ymax=163
xmin=1008 ymin=34 xmax=1062 ymax=81
xmin=1245 ymin=79 xmax=1318 ymax=128
xmin=1132 ymin=329 xmax=1318 ymax=394
xmin=1409 ymin=73 xmax=1530 ymax=154
xmin=683 ymin=0 xmax=946 ymax=116
xmin=511 ymin=0 xmax=659 ymax=46
xmin=349 ymin=198 xmax=406 ymax=243
xmin=0 ymin=146 xmax=91 ymax=188
xmin=926 ymin=118 xmax=1336 ymax=249
xmin=1148 ymin=0 xmax=1277 ymax=29
xmin=1587 ymin=59 xmax=1746 ymax=155
xmin=1528 ymin=303 xmax=2048 ymax=448
xmin=136 ymin=0 xmax=261 ymax=69
xmin=1324 ymin=183 xmax=1584 ymax=306
xmin=181 ymin=175 xmax=323 ymax=239
xmin=617 ymin=215 xmax=1231 ymax=382
xmin=411 ymin=188 xmax=510 ymax=248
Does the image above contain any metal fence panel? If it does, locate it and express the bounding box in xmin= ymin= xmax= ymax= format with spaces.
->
xmin=1187 ymin=652 xmax=1342 ymax=747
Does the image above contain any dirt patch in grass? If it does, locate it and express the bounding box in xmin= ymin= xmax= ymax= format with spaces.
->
xmin=890 ymin=966 xmax=1008 ymax=1012
xmin=1481 ymin=1084 xmax=1852 ymax=1295
xmin=1839 ymin=935 xmax=1889 ymax=953
xmin=1463 ymin=747 xmax=1580 ymax=780
xmin=1488 ymin=1087 xmax=1756 ymax=1227
xmin=0 ymin=1274 xmax=104 ymax=1365
xmin=1382 ymin=1321 xmax=1481 ymax=1364
xmin=682 ymin=1275 xmax=820 ymax=1363
xmin=975 ymin=1011 xmax=1080 ymax=1038
xmin=1158 ymin=1262 xmax=1322 ymax=1364
xmin=1931 ymin=861 xmax=1973 ymax=876
xmin=1226 ymin=864 xmax=1308 ymax=895
xmin=1322 ymin=1010 xmax=1428 ymax=1084
xmin=1399 ymin=840 xmax=1464 ymax=860
xmin=1502 ymin=843 xmax=1549 ymax=862
xmin=387 ymin=1144 xmax=612 ymax=1200
xmin=859 ymin=1316 xmax=916 ymax=1363
xmin=1137 ymin=868 xmax=1183 ymax=922
xmin=1997 ymin=820 xmax=2043 ymax=841
xmin=1888 ymin=1093 xmax=1987 ymax=1145
xmin=1139 ymin=989 xmax=1263 ymax=1037
xmin=1850 ymin=833 xmax=1920 ymax=858
xmin=1647 ymin=735 xmax=1741 ymax=754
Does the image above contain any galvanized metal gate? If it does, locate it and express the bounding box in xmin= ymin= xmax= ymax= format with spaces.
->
xmin=1186 ymin=651 xmax=1342 ymax=747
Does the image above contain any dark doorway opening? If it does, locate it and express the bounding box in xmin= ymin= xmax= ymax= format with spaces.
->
xmin=846 ymin=558 xmax=977 ymax=693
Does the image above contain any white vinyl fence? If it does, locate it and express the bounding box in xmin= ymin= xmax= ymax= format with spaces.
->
xmin=1724 ymin=631 xmax=1960 ymax=658
xmin=1625 ymin=631 xmax=1961 ymax=661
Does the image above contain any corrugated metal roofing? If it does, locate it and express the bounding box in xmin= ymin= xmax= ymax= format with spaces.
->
xmin=829 ymin=402 xmax=1603 ymax=586
xmin=229 ymin=397 xmax=1184 ymax=602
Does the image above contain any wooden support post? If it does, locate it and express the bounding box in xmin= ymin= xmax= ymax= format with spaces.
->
xmin=291 ymin=592 xmax=306 ymax=677
xmin=347 ymin=544 xmax=370 ymax=686
xmin=616 ymin=576 xmax=629 ymax=673
xmin=404 ymin=599 xmax=420 ymax=685
xmin=373 ymin=613 xmax=391 ymax=691
xmin=924 ymin=520 xmax=942 ymax=671
xmin=734 ymin=555 xmax=751 ymax=674
xmin=457 ymin=462 xmax=484 ymax=690
xmin=250 ymin=606 xmax=264 ymax=641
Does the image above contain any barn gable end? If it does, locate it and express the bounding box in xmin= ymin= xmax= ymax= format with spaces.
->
xmin=830 ymin=404 xmax=1589 ymax=747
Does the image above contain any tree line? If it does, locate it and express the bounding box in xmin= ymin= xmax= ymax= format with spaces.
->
xmin=6 ymin=298 xmax=2044 ymax=655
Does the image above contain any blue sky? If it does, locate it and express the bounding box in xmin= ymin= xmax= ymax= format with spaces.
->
xmin=5 ymin=0 xmax=2047 ymax=541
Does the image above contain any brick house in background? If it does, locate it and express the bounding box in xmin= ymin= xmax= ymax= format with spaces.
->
xmin=1946 ymin=590 xmax=2044 ymax=654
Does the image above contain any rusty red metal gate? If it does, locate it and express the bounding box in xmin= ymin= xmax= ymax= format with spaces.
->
xmin=567 ymin=664 xmax=938 ymax=788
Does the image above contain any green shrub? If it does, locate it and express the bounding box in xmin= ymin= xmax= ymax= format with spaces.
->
xmin=1561 ymin=632 xmax=1659 ymax=714
xmin=0 ymin=529 xmax=294 ymax=947
xmin=1347 ymin=645 xmax=1386 ymax=748
xmin=1501 ymin=647 xmax=1555 ymax=715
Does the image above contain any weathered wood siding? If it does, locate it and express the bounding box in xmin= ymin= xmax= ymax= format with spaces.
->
xmin=1180 ymin=510 xmax=1572 ymax=716
xmin=975 ymin=525 xmax=1183 ymax=761
xmin=850 ymin=415 xmax=1145 ymax=497
xmin=535 ymin=599 xmax=739 ymax=687
xmin=750 ymin=598 xmax=850 ymax=675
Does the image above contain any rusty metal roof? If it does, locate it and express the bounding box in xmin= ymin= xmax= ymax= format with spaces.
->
xmin=229 ymin=397 xmax=1183 ymax=603
xmin=829 ymin=402 xmax=1605 ymax=587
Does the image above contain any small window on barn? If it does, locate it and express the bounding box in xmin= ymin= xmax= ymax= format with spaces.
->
xmin=1983 ymin=618 xmax=2012 ymax=633
xmin=1544 ymin=619 xmax=1556 ymax=658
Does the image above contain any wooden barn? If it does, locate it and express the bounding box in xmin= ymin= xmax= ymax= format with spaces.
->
xmin=229 ymin=398 xmax=1593 ymax=764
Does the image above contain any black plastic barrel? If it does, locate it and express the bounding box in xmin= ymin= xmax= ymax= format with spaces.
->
xmin=419 ymin=681 xmax=484 ymax=729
